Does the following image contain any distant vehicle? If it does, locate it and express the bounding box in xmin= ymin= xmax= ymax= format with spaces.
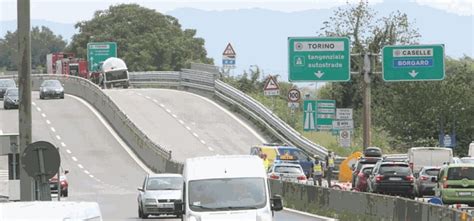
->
xmin=408 ymin=147 xmax=453 ymax=173
xmin=175 ymin=155 xmax=283 ymax=221
xmin=461 ymin=157 xmax=474 ymax=164
xmin=250 ymin=144 xmax=314 ymax=178
xmin=469 ymin=142 xmax=474 ymax=157
xmin=435 ymin=164 xmax=474 ymax=206
xmin=0 ymin=79 xmax=16 ymax=99
xmin=0 ymin=201 xmax=102 ymax=220
xmin=40 ymin=79 xmax=64 ymax=99
xmin=267 ymin=162 xmax=307 ymax=184
xmin=101 ymin=57 xmax=130 ymax=89
xmin=49 ymin=168 xmax=69 ymax=197
xmin=137 ymin=173 xmax=183 ymax=219
xmin=3 ymin=88 xmax=19 ymax=109
xmin=354 ymin=164 xmax=374 ymax=192
xmin=453 ymin=157 xmax=463 ymax=164
xmin=363 ymin=147 xmax=382 ymax=158
xmin=368 ymin=160 xmax=415 ymax=199
xmin=351 ymin=157 xmax=381 ymax=186
xmin=414 ymin=166 xmax=440 ymax=197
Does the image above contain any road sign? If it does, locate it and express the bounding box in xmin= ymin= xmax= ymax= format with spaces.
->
xmin=288 ymin=102 xmax=299 ymax=109
xmin=21 ymin=141 xmax=60 ymax=180
xmin=339 ymin=130 xmax=351 ymax=147
xmin=87 ymin=42 xmax=117 ymax=72
xmin=336 ymin=108 xmax=353 ymax=120
xmin=303 ymin=100 xmax=316 ymax=131
xmin=222 ymin=43 xmax=236 ymax=69
xmin=333 ymin=120 xmax=354 ymax=130
xmin=287 ymin=89 xmax=301 ymax=102
xmin=316 ymin=100 xmax=336 ymax=130
xmin=288 ymin=37 xmax=350 ymax=82
xmin=223 ymin=43 xmax=236 ymax=57
xmin=443 ymin=134 xmax=453 ymax=147
xmin=264 ymin=76 xmax=280 ymax=96
xmin=382 ymin=45 xmax=445 ymax=81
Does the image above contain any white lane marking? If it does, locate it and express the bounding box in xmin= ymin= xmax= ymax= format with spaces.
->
xmin=172 ymin=114 xmax=177 ymax=118
xmin=152 ymin=99 xmax=158 ymax=102
xmin=145 ymin=96 xmax=151 ymax=99
xmin=156 ymin=89 xmax=267 ymax=143
xmin=185 ymin=126 xmax=191 ymax=131
xmin=137 ymin=93 xmax=142 ymax=96
xmin=46 ymin=120 xmax=51 ymax=125
xmin=159 ymin=104 xmax=165 ymax=108
xmin=165 ymin=109 xmax=171 ymax=113
xmin=41 ymin=113 xmax=46 ymax=118
xmin=283 ymin=208 xmax=338 ymax=220
xmin=71 ymin=156 xmax=78 ymax=162
xmin=89 ymin=174 xmax=94 ymax=178
xmin=208 ymin=146 xmax=214 ymax=151
xmin=178 ymin=120 xmax=184 ymax=125
xmin=200 ymin=140 xmax=206 ymax=145
xmin=32 ymin=102 xmax=36 ymax=106
xmin=192 ymin=132 xmax=199 ymax=138
xmin=0 ymin=130 xmax=3 ymax=135
xmin=50 ymin=127 xmax=56 ymax=132
xmin=55 ymin=135 xmax=61 ymax=140
xmin=68 ymin=94 xmax=153 ymax=174
xmin=84 ymin=170 xmax=90 ymax=175
xmin=66 ymin=149 xmax=71 ymax=154
xmin=78 ymin=164 xmax=84 ymax=169
xmin=36 ymin=107 xmax=42 ymax=112
xmin=61 ymin=142 xmax=66 ymax=147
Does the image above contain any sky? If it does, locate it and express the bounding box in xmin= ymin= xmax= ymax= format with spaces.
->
xmin=1 ymin=0 xmax=473 ymax=22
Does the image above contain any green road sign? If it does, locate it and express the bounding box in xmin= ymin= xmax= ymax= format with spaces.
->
xmin=316 ymin=100 xmax=336 ymax=130
xmin=87 ymin=42 xmax=117 ymax=72
xmin=288 ymin=37 xmax=350 ymax=82
xmin=303 ymin=100 xmax=316 ymax=131
xmin=382 ymin=45 xmax=445 ymax=81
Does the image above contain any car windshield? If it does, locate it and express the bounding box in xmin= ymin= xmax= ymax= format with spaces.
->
xmin=447 ymin=167 xmax=474 ymax=180
xmin=0 ymin=80 xmax=15 ymax=87
xmin=146 ymin=177 xmax=183 ymax=190
xmin=461 ymin=158 xmax=474 ymax=164
xmin=188 ymin=178 xmax=266 ymax=211
xmin=423 ymin=168 xmax=440 ymax=176
xmin=6 ymin=89 xmax=18 ymax=96
xmin=379 ymin=164 xmax=410 ymax=175
xmin=42 ymin=80 xmax=61 ymax=87
xmin=274 ymin=165 xmax=303 ymax=174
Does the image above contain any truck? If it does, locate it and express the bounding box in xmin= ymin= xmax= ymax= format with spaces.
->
xmin=468 ymin=142 xmax=474 ymax=157
xmin=100 ymin=57 xmax=130 ymax=89
xmin=46 ymin=52 xmax=89 ymax=78
xmin=408 ymin=147 xmax=453 ymax=173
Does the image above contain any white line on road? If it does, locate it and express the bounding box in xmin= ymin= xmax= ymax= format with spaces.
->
xmin=84 ymin=170 xmax=90 ymax=175
xmin=166 ymin=109 xmax=171 ymax=113
xmin=200 ymin=140 xmax=206 ymax=145
xmin=283 ymin=208 xmax=338 ymax=221
xmin=46 ymin=120 xmax=51 ymax=125
xmin=172 ymin=114 xmax=177 ymax=118
xmin=36 ymin=107 xmax=42 ymax=112
xmin=32 ymin=102 xmax=36 ymax=106
xmin=208 ymin=146 xmax=214 ymax=151
xmin=0 ymin=130 xmax=3 ymax=135
xmin=192 ymin=132 xmax=199 ymax=138
xmin=186 ymin=126 xmax=191 ymax=131
xmin=145 ymin=96 xmax=151 ymax=99
xmin=178 ymin=120 xmax=184 ymax=124
xmin=159 ymin=104 xmax=165 ymax=108
xmin=55 ymin=135 xmax=61 ymax=140
xmin=89 ymin=174 xmax=94 ymax=178
xmin=41 ymin=113 xmax=46 ymax=118
xmin=66 ymin=149 xmax=71 ymax=154
xmin=152 ymin=99 xmax=158 ymax=102
xmin=78 ymin=164 xmax=84 ymax=169
xmin=50 ymin=127 xmax=56 ymax=132
xmin=71 ymin=156 xmax=78 ymax=162
xmin=61 ymin=142 xmax=66 ymax=147
xmin=137 ymin=93 xmax=142 ymax=96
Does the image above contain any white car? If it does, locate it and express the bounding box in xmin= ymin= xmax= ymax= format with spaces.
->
xmin=267 ymin=163 xmax=307 ymax=184
xmin=137 ymin=173 xmax=183 ymax=219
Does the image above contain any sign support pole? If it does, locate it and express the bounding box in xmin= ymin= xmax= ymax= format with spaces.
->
xmin=362 ymin=54 xmax=372 ymax=150
xmin=18 ymin=0 xmax=35 ymax=201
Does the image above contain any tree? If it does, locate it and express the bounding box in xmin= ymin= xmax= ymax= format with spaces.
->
xmin=0 ymin=26 xmax=66 ymax=71
xmin=68 ymin=4 xmax=213 ymax=71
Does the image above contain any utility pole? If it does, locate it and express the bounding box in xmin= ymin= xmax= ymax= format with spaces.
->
xmin=362 ymin=53 xmax=372 ymax=150
xmin=18 ymin=0 xmax=34 ymax=201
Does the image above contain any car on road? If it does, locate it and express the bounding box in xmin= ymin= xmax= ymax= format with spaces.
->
xmin=49 ymin=169 xmax=69 ymax=197
xmin=3 ymin=88 xmax=19 ymax=109
xmin=354 ymin=164 xmax=374 ymax=192
xmin=368 ymin=160 xmax=415 ymax=198
xmin=0 ymin=79 xmax=16 ymax=99
xmin=137 ymin=173 xmax=183 ymax=219
xmin=414 ymin=166 xmax=440 ymax=197
xmin=435 ymin=164 xmax=474 ymax=206
xmin=351 ymin=157 xmax=381 ymax=186
xmin=39 ymin=79 xmax=64 ymax=99
xmin=453 ymin=157 xmax=463 ymax=164
xmin=267 ymin=162 xmax=307 ymax=184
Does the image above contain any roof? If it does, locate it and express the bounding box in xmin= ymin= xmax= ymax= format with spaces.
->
xmin=273 ymin=163 xmax=303 ymax=168
xmin=409 ymin=147 xmax=452 ymax=151
xmin=102 ymin=57 xmax=127 ymax=72
xmin=184 ymin=155 xmax=266 ymax=181
xmin=443 ymin=163 xmax=474 ymax=168
xmin=148 ymin=173 xmax=183 ymax=178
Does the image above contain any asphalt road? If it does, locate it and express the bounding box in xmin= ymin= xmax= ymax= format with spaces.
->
xmin=0 ymin=91 xmax=321 ymax=221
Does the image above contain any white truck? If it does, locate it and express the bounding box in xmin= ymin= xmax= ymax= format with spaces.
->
xmin=408 ymin=147 xmax=453 ymax=173
xmin=468 ymin=142 xmax=474 ymax=157
xmin=175 ymin=155 xmax=283 ymax=221
xmin=101 ymin=57 xmax=130 ymax=89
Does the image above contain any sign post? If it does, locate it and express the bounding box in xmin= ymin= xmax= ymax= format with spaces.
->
xmin=87 ymin=42 xmax=117 ymax=72
xmin=382 ymin=45 xmax=445 ymax=81
xmin=288 ymin=37 xmax=350 ymax=82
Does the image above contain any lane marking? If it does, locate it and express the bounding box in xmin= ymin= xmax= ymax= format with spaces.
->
xmin=208 ymin=146 xmax=214 ymax=151
xmin=152 ymin=99 xmax=158 ymax=102
xmin=32 ymin=102 xmax=36 ymax=106
xmin=283 ymin=208 xmax=338 ymax=221
xmin=145 ymin=96 xmax=151 ymax=99
xmin=66 ymin=149 xmax=71 ymax=154
xmin=41 ymin=113 xmax=46 ymax=118
xmin=36 ymin=107 xmax=41 ymax=112
xmin=84 ymin=170 xmax=90 ymax=175
xmin=172 ymin=114 xmax=177 ymax=118
xmin=71 ymin=156 xmax=78 ymax=162
xmin=178 ymin=120 xmax=184 ymax=125
xmin=137 ymin=93 xmax=142 ymax=96
xmin=61 ymin=142 xmax=66 ymax=147
xmin=159 ymin=104 xmax=165 ymax=108
xmin=68 ymin=94 xmax=153 ymax=174
xmin=185 ymin=126 xmax=191 ymax=131
xmin=46 ymin=120 xmax=51 ymax=125
xmin=0 ymin=130 xmax=3 ymax=135
xmin=192 ymin=132 xmax=199 ymax=138
xmin=78 ymin=164 xmax=84 ymax=169
xmin=50 ymin=127 xmax=56 ymax=132
xmin=89 ymin=174 xmax=94 ymax=178
xmin=200 ymin=140 xmax=206 ymax=145
xmin=55 ymin=135 xmax=61 ymax=140
xmin=165 ymin=109 xmax=171 ymax=113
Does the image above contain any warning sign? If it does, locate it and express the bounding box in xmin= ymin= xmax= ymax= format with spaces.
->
xmin=264 ymin=76 xmax=280 ymax=96
xmin=222 ymin=43 xmax=236 ymax=57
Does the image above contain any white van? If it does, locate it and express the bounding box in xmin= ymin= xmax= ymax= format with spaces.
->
xmin=468 ymin=142 xmax=474 ymax=157
xmin=0 ymin=201 xmax=102 ymax=221
xmin=408 ymin=147 xmax=453 ymax=173
xmin=175 ymin=155 xmax=283 ymax=221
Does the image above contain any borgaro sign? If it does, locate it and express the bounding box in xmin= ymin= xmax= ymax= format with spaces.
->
xmin=288 ymin=37 xmax=350 ymax=82
xmin=382 ymin=45 xmax=445 ymax=81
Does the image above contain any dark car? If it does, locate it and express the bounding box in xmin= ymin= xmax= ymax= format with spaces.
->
xmin=0 ymin=79 xmax=16 ymax=99
xmin=368 ymin=160 xmax=415 ymax=198
xmin=354 ymin=164 xmax=374 ymax=192
xmin=40 ymin=80 xmax=64 ymax=99
xmin=351 ymin=157 xmax=381 ymax=186
xmin=414 ymin=166 xmax=440 ymax=197
xmin=3 ymin=88 xmax=19 ymax=109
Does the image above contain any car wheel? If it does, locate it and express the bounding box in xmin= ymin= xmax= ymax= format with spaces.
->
xmin=40 ymin=94 xmax=44 ymax=99
xmin=4 ymin=104 xmax=8 ymax=110
xmin=62 ymin=189 xmax=68 ymax=197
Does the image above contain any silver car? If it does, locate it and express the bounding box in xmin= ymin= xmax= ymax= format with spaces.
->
xmin=3 ymin=88 xmax=19 ymax=109
xmin=267 ymin=163 xmax=307 ymax=184
xmin=137 ymin=173 xmax=183 ymax=219
xmin=415 ymin=166 xmax=440 ymax=197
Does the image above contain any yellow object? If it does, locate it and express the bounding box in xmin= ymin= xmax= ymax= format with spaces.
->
xmin=461 ymin=211 xmax=467 ymax=221
xmin=314 ymin=164 xmax=322 ymax=172
xmin=338 ymin=151 xmax=363 ymax=182
xmin=263 ymin=158 xmax=270 ymax=171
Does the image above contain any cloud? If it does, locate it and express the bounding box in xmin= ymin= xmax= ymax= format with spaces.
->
xmin=416 ymin=0 xmax=474 ymax=15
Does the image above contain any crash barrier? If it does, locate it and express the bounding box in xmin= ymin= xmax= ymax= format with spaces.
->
xmin=0 ymin=74 xmax=183 ymax=174
xmin=269 ymin=179 xmax=473 ymax=221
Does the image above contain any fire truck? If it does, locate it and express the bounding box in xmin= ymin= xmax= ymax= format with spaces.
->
xmin=46 ymin=52 xmax=89 ymax=78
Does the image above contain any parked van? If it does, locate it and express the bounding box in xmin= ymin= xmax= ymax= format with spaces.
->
xmin=0 ymin=201 xmax=102 ymax=220
xmin=468 ymin=142 xmax=474 ymax=157
xmin=408 ymin=147 xmax=453 ymax=173
xmin=175 ymin=155 xmax=283 ymax=221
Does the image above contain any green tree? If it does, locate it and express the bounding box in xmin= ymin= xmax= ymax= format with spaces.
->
xmin=68 ymin=4 xmax=213 ymax=71
xmin=0 ymin=26 xmax=66 ymax=71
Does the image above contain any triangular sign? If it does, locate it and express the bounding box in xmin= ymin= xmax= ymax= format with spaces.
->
xmin=222 ymin=43 xmax=236 ymax=56
xmin=264 ymin=76 xmax=279 ymax=91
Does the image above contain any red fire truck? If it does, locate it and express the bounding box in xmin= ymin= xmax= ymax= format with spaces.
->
xmin=46 ymin=52 xmax=89 ymax=78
